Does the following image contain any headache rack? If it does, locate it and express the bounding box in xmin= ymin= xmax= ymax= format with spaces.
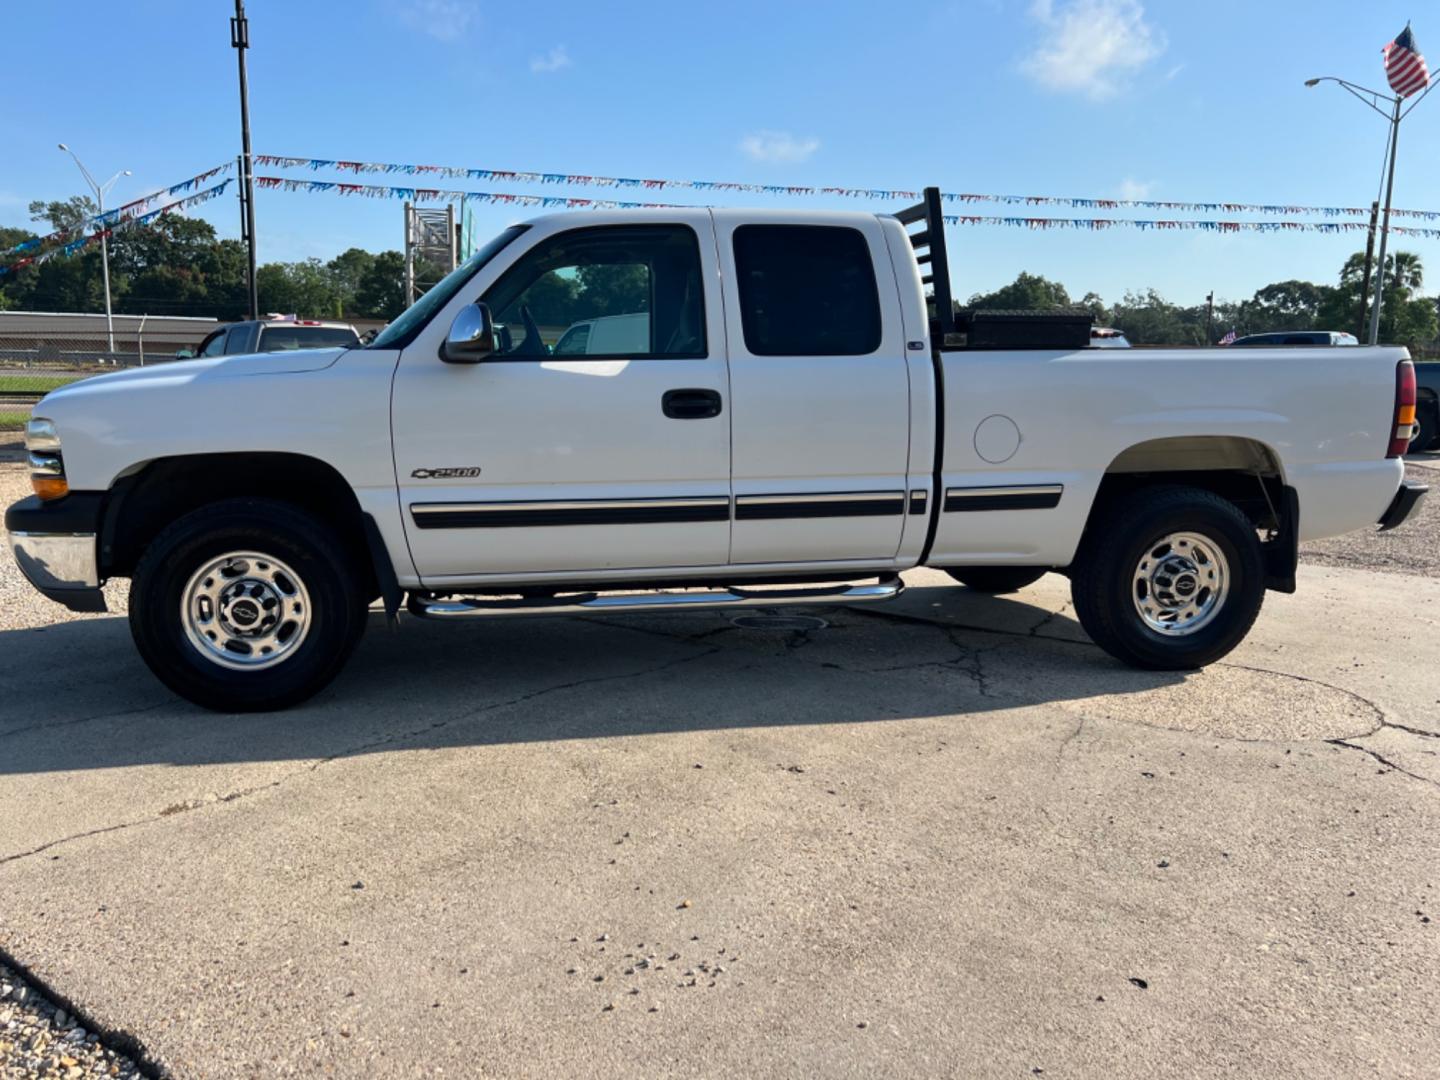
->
xmin=895 ymin=187 xmax=1093 ymax=351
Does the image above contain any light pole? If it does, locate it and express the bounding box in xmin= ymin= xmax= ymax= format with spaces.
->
xmin=58 ymin=144 xmax=130 ymax=359
xmin=1305 ymin=75 xmax=1431 ymax=345
xmin=231 ymin=0 xmax=259 ymax=320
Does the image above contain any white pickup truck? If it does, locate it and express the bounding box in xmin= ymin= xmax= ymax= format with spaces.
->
xmin=7 ymin=189 xmax=1428 ymax=711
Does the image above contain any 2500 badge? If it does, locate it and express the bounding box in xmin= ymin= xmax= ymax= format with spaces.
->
xmin=411 ymin=467 xmax=483 ymax=479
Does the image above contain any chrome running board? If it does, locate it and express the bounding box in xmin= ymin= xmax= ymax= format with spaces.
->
xmin=407 ymin=575 xmax=904 ymax=620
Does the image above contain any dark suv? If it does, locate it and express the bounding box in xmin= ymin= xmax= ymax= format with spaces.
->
xmin=1228 ymin=331 xmax=1359 ymax=347
xmin=179 ymin=318 xmax=361 ymax=360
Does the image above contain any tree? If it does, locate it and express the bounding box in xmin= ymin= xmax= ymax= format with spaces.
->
xmin=257 ymin=259 xmax=342 ymax=318
xmin=29 ymin=196 xmax=96 ymax=234
xmin=1237 ymin=280 xmax=1335 ymax=333
xmin=327 ymin=248 xmax=376 ymax=314
xmin=353 ymin=250 xmax=407 ymax=319
xmin=967 ymin=272 xmax=1072 ymax=311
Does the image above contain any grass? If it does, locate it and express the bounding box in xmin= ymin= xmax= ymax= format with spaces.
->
xmin=0 ymin=412 xmax=28 ymax=431
xmin=0 ymin=373 xmax=86 ymax=393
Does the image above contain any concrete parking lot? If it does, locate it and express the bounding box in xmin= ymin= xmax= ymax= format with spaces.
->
xmin=2 ymin=455 xmax=1438 ymax=1078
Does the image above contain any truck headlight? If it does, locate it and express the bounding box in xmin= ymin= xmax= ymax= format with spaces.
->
xmin=24 ymin=418 xmax=68 ymax=500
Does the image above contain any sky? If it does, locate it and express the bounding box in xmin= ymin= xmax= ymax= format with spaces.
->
xmin=5 ymin=0 xmax=1440 ymax=309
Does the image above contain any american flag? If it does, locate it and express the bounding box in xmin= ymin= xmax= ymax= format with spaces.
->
xmin=1218 ymin=330 xmax=1237 ymax=346
xmin=1384 ymin=26 xmax=1430 ymax=99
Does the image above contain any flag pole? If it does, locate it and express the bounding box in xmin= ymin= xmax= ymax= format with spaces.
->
xmin=1368 ymin=94 xmax=1402 ymax=346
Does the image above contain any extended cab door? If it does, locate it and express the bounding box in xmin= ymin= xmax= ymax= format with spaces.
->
xmin=391 ymin=213 xmax=731 ymax=584
xmin=713 ymin=216 xmax=913 ymax=565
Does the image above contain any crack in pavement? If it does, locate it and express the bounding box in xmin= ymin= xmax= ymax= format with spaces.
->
xmin=0 ymin=700 xmax=170 ymax=742
xmin=0 ymin=646 xmax=722 ymax=868
xmin=1326 ymin=739 xmax=1440 ymax=791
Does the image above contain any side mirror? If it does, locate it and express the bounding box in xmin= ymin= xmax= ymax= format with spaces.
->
xmin=440 ymin=302 xmax=496 ymax=364
xmin=175 ymin=348 xmax=196 ymax=360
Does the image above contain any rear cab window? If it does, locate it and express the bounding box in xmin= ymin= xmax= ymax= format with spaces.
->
xmin=731 ymin=225 xmax=882 ymax=356
xmin=258 ymin=326 xmax=360 ymax=351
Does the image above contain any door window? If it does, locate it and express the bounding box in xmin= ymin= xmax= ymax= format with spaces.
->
xmin=732 ymin=225 xmax=882 ymax=356
xmin=199 ymin=330 xmax=229 ymax=357
xmin=480 ymin=225 xmax=706 ymax=359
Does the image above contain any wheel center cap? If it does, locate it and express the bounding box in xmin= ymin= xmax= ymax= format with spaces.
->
xmin=1174 ymin=575 xmax=1197 ymax=597
xmin=229 ymin=599 xmax=261 ymax=627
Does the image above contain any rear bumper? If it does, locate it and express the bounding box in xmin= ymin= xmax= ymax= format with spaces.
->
xmin=4 ymin=493 xmax=107 ymax=612
xmin=1378 ymin=479 xmax=1428 ymax=532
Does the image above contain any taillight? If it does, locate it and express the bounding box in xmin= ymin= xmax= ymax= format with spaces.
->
xmin=1389 ymin=360 xmax=1417 ymax=458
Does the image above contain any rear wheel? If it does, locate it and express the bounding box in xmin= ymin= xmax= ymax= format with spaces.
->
xmin=944 ymin=566 xmax=1048 ymax=594
xmin=1070 ymin=486 xmax=1265 ymax=670
xmin=129 ymin=498 xmax=367 ymax=711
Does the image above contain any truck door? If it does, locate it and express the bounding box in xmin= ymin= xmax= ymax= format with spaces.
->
xmin=713 ymin=217 xmax=912 ymax=565
xmin=390 ymin=214 xmax=731 ymax=583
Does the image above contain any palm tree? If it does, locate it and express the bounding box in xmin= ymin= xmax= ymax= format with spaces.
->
xmin=1389 ymin=251 xmax=1424 ymax=296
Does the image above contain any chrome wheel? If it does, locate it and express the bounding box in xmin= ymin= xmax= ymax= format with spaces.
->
xmin=181 ymin=551 xmax=312 ymax=671
xmin=1131 ymin=531 xmax=1229 ymax=636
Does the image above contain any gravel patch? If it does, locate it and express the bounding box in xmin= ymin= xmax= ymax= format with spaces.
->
xmin=0 ymin=961 xmax=144 ymax=1079
xmin=1300 ymin=455 xmax=1440 ymax=579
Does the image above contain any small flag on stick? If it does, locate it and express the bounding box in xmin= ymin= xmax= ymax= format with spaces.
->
xmin=1218 ymin=330 xmax=1237 ymax=346
xmin=1384 ymin=26 xmax=1430 ymax=98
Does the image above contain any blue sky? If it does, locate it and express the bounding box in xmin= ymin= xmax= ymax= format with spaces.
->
xmin=4 ymin=0 xmax=1440 ymax=308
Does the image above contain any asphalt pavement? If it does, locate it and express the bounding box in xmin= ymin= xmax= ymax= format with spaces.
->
xmin=1 ymin=459 xmax=1438 ymax=1079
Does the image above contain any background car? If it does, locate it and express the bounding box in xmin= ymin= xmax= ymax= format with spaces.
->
xmin=178 ymin=317 xmax=361 ymax=359
xmin=1229 ymin=330 xmax=1359 ymax=347
xmin=1090 ymin=327 xmax=1130 ymax=348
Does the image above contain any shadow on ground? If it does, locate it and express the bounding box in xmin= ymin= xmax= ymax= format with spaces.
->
xmin=0 ymin=583 xmax=1219 ymax=777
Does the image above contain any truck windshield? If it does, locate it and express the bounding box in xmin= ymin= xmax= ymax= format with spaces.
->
xmin=368 ymin=224 xmax=529 ymax=350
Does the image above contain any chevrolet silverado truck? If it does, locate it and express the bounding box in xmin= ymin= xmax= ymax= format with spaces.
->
xmin=6 ymin=189 xmax=1429 ymax=711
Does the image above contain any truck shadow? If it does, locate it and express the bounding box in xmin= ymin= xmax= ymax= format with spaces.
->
xmin=0 ymin=582 xmax=1188 ymax=777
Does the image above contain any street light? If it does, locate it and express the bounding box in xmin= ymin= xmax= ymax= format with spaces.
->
xmin=1305 ymin=75 xmax=1432 ymax=345
xmin=58 ymin=143 xmax=130 ymax=360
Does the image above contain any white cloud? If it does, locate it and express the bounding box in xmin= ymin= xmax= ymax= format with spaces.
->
xmin=1117 ymin=177 xmax=1152 ymax=201
xmin=1164 ymin=62 xmax=1186 ymax=81
xmin=395 ymin=0 xmax=476 ymax=43
xmin=1022 ymin=0 xmax=1165 ymax=101
xmin=738 ymin=131 xmax=820 ymax=164
xmin=529 ymin=45 xmax=572 ymax=73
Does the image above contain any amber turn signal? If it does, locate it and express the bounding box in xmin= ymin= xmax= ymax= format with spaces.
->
xmin=32 ymin=475 xmax=69 ymax=501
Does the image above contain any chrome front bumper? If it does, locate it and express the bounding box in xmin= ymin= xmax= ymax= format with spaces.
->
xmin=5 ymin=494 xmax=107 ymax=613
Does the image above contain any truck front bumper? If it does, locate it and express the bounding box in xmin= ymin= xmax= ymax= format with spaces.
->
xmin=4 ymin=493 xmax=107 ymax=612
xmin=1378 ymin=479 xmax=1429 ymax=532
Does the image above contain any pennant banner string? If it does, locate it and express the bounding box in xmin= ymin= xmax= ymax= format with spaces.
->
xmin=0 ymin=162 xmax=234 ymax=259
xmin=0 ymin=180 xmax=233 ymax=277
xmin=251 ymin=176 xmax=1440 ymax=239
xmin=255 ymin=153 xmax=1440 ymax=222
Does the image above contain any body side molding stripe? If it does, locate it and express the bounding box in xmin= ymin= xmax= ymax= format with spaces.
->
xmin=734 ymin=491 xmax=905 ymax=521
xmin=411 ymin=496 xmax=730 ymax=530
xmin=943 ymin=484 xmax=1063 ymax=512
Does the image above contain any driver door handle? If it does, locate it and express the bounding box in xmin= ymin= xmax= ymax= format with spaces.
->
xmin=662 ymin=388 xmax=723 ymax=420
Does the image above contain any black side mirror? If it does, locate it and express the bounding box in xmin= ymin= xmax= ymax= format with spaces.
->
xmin=440 ymin=302 xmax=497 ymax=364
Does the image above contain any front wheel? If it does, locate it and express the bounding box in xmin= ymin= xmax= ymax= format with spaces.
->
xmin=1069 ymin=486 xmax=1265 ymax=670
xmin=129 ymin=498 xmax=368 ymax=711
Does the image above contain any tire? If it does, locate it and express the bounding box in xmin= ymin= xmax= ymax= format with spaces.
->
xmin=1411 ymin=400 xmax=1439 ymax=453
xmin=944 ymin=566 xmax=1048 ymax=594
xmin=1069 ymin=485 xmax=1265 ymax=671
xmin=129 ymin=498 xmax=368 ymax=712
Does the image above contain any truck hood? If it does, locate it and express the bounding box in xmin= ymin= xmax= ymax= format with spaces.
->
xmin=41 ymin=347 xmax=351 ymax=406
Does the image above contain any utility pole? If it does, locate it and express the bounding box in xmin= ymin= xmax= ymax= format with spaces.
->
xmin=231 ymin=0 xmax=259 ymax=319
xmin=1357 ymin=200 xmax=1380 ymax=339
xmin=1205 ymin=291 xmax=1214 ymax=344
xmin=1368 ymin=95 xmax=1402 ymax=345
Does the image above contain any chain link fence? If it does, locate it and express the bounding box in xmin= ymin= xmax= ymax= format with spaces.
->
xmin=0 ymin=316 xmax=217 ymax=435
